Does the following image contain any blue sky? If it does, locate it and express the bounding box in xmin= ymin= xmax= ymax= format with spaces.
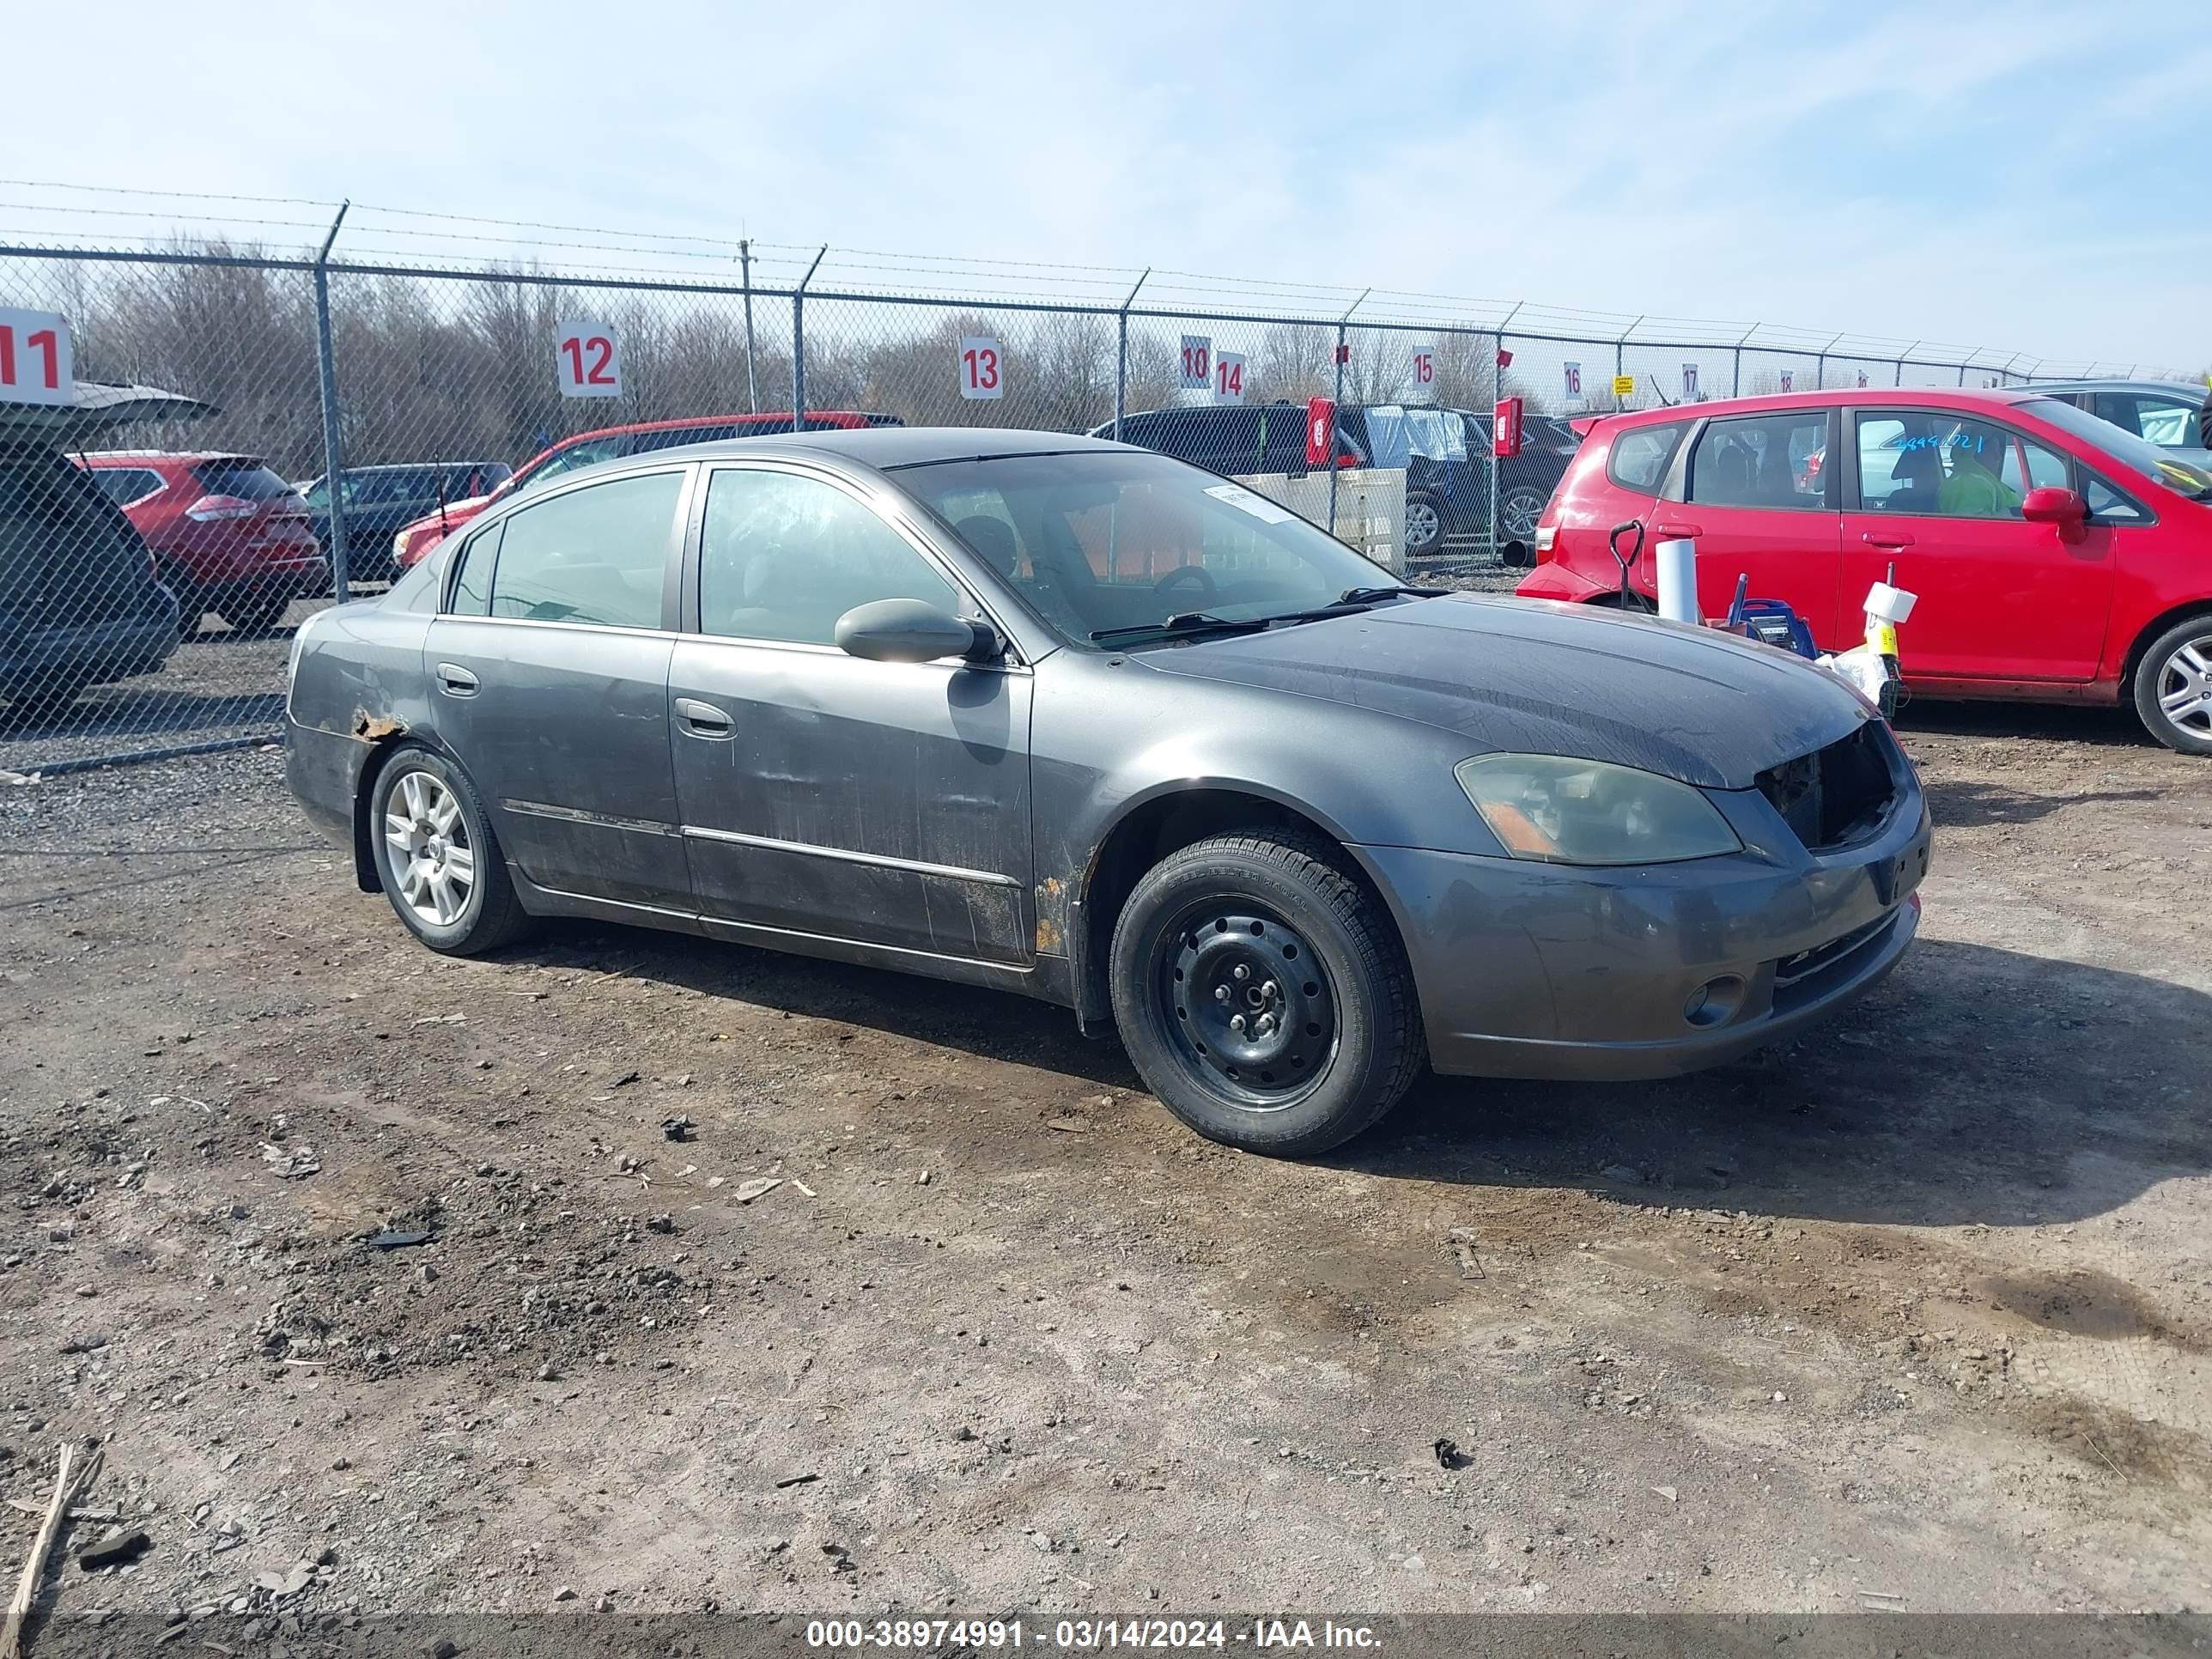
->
xmin=5 ymin=0 xmax=2207 ymax=371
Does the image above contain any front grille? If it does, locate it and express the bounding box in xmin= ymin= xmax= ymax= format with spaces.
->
xmin=1756 ymin=723 xmax=1897 ymax=851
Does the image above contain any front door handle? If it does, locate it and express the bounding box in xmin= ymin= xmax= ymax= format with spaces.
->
xmin=1861 ymin=531 xmax=1915 ymax=549
xmin=675 ymin=696 xmax=734 ymax=738
xmin=434 ymin=662 xmax=478 ymax=697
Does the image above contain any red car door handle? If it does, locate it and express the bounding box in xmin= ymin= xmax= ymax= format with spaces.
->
xmin=1861 ymin=531 xmax=1914 ymax=549
xmin=1651 ymin=522 xmax=1703 ymax=540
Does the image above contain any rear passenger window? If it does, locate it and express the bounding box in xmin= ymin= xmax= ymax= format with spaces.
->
xmin=1687 ymin=412 xmax=1829 ymax=510
xmin=487 ymin=471 xmax=682 ymax=628
xmin=1604 ymin=422 xmax=1686 ymax=491
xmin=446 ymin=523 xmax=500 ymax=617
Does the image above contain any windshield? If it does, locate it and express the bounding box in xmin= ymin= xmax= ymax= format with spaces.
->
xmin=893 ymin=450 xmax=1403 ymax=647
xmin=2021 ymin=398 xmax=2212 ymax=499
xmin=1357 ymin=405 xmax=1471 ymax=469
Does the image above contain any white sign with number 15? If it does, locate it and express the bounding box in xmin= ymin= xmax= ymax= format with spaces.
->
xmin=0 ymin=307 xmax=73 ymax=407
xmin=556 ymin=319 xmax=623 ymax=398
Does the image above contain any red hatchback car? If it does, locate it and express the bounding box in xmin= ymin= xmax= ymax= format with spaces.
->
xmin=389 ymin=410 xmax=902 ymax=571
xmin=1515 ymin=389 xmax=2212 ymax=754
xmin=81 ymin=451 xmax=327 ymax=633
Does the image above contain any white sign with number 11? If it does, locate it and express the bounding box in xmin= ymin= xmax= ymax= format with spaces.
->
xmin=0 ymin=307 xmax=73 ymax=407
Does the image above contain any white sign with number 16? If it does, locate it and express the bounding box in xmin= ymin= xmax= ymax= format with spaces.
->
xmin=0 ymin=307 xmax=73 ymax=407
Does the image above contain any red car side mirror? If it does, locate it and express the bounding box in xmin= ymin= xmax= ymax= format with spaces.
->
xmin=2021 ymin=486 xmax=2087 ymax=543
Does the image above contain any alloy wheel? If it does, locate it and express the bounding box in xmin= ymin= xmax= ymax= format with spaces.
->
xmin=383 ymin=769 xmax=477 ymax=927
xmin=1502 ymin=487 xmax=1546 ymax=540
xmin=1404 ymin=499 xmax=1442 ymax=550
xmin=2158 ymin=634 xmax=2212 ymax=739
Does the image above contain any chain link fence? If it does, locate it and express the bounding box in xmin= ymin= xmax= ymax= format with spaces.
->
xmin=0 ymin=216 xmax=2186 ymax=775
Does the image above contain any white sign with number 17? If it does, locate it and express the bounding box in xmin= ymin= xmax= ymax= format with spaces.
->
xmin=0 ymin=307 xmax=73 ymax=407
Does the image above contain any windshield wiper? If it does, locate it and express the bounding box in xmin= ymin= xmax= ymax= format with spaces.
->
xmin=1089 ymin=611 xmax=1273 ymax=645
xmin=1340 ymin=584 xmax=1446 ymax=605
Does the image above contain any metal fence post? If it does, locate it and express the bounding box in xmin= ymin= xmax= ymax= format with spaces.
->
xmin=739 ymin=239 xmax=758 ymax=413
xmin=1327 ymin=289 xmax=1368 ymax=538
xmin=1896 ymin=342 xmax=1917 ymax=387
xmin=1816 ymin=331 xmax=1844 ymax=392
xmin=791 ymin=244 xmax=825 ymax=429
xmin=1114 ymin=268 xmax=1147 ymax=441
xmin=311 ymin=202 xmax=352 ymax=602
xmin=1733 ymin=323 xmax=1758 ymax=398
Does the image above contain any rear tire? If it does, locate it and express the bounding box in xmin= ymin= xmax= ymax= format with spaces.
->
xmin=158 ymin=564 xmax=208 ymax=637
xmin=220 ymin=589 xmax=295 ymax=633
xmin=1109 ymin=829 xmax=1424 ymax=1157
xmin=1499 ymin=484 xmax=1548 ymax=542
xmin=367 ymin=745 xmax=532 ymax=955
xmin=2133 ymin=614 xmax=2212 ymax=756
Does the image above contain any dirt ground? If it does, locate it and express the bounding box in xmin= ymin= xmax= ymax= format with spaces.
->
xmin=1 ymin=695 xmax=2207 ymax=1633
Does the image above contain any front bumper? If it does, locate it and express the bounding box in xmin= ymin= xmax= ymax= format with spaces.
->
xmin=1358 ymin=792 xmax=1931 ymax=1082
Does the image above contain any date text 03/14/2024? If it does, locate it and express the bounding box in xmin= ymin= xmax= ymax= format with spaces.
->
xmin=802 ymin=1620 xmax=1383 ymax=1650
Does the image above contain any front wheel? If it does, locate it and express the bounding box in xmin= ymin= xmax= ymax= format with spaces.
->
xmin=1402 ymin=491 xmax=1445 ymax=556
xmin=367 ymin=745 xmax=532 ymax=954
xmin=1109 ymin=830 xmax=1424 ymax=1157
xmin=2134 ymin=615 xmax=2212 ymax=756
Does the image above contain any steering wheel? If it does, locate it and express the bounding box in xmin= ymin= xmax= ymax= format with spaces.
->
xmin=1154 ymin=564 xmax=1218 ymax=600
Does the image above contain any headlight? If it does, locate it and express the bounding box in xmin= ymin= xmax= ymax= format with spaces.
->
xmin=1455 ymin=753 xmax=1741 ymax=866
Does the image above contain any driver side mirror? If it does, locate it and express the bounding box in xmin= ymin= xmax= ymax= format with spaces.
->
xmin=834 ymin=598 xmax=1001 ymax=665
xmin=2021 ymin=485 xmax=2088 ymax=543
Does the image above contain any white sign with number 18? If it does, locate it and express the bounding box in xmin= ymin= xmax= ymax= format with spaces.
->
xmin=0 ymin=307 xmax=73 ymax=407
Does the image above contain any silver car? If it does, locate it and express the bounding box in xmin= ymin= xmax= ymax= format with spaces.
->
xmin=285 ymin=428 xmax=1929 ymax=1156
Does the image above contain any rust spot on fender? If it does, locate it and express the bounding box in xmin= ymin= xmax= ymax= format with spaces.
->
xmin=1034 ymin=875 xmax=1067 ymax=953
xmin=350 ymin=711 xmax=405 ymax=743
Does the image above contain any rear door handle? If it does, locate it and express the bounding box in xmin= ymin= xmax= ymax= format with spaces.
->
xmin=1651 ymin=522 xmax=1703 ymax=540
xmin=1861 ymin=531 xmax=1914 ymax=549
xmin=434 ymin=662 xmax=478 ymax=696
xmin=674 ymin=696 xmax=734 ymax=738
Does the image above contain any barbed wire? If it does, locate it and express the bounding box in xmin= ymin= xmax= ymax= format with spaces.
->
xmin=0 ymin=178 xmax=2189 ymax=379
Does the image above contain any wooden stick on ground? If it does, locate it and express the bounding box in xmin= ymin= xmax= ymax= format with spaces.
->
xmin=2 ymin=1441 xmax=76 ymax=1659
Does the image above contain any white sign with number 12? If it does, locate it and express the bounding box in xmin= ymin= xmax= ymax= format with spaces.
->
xmin=0 ymin=307 xmax=73 ymax=407
xmin=556 ymin=320 xmax=623 ymax=398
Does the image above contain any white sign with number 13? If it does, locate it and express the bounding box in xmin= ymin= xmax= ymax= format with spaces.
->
xmin=959 ymin=336 xmax=1003 ymax=400
xmin=0 ymin=307 xmax=73 ymax=407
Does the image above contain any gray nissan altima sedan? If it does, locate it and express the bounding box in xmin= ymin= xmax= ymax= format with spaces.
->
xmin=285 ymin=427 xmax=1930 ymax=1155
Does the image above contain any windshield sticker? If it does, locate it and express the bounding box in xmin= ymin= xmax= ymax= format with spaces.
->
xmin=1204 ymin=483 xmax=1296 ymax=525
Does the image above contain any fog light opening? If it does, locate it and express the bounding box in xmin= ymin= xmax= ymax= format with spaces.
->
xmin=1683 ymin=975 xmax=1745 ymax=1029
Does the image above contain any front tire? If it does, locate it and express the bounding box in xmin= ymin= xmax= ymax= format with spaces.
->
xmin=367 ymin=746 xmax=532 ymax=954
xmin=2134 ymin=615 xmax=2212 ymax=756
xmin=1402 ymin=491 xmax=1445 ymax=556
xmin=1109 ymin=830 xmax=1424 ymax=1157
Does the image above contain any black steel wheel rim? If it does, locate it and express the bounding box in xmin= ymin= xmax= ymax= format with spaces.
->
xmin=1153 ymin=902 xmax=1338 ymax=1112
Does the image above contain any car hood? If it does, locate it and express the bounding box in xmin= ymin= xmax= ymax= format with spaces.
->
xmin=1133 ymin=593 xmax=1870 ymax=792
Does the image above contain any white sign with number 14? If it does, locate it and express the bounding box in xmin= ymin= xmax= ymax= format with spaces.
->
xmin=0 ymin=307 xmax=73 ymax=407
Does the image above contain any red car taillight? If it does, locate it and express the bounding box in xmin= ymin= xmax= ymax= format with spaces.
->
xmin=185 ymin=495 xmax=258 ymax=522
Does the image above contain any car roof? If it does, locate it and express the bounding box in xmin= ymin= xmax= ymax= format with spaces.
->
xmin=340 ymin=459 xmax=502 ymax=473
xmin=634 ymin=425 xmax=1139 ymax=470
xmin=77 ymin=450 xmax=264 ymax=465
xmin=540 ymin=410 xmax=888 ymax=450
xmin=2014 ymin=377 xmax=2209 ymax=397
xmin=1595 ymin=386 xmax=2041 ymax=428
